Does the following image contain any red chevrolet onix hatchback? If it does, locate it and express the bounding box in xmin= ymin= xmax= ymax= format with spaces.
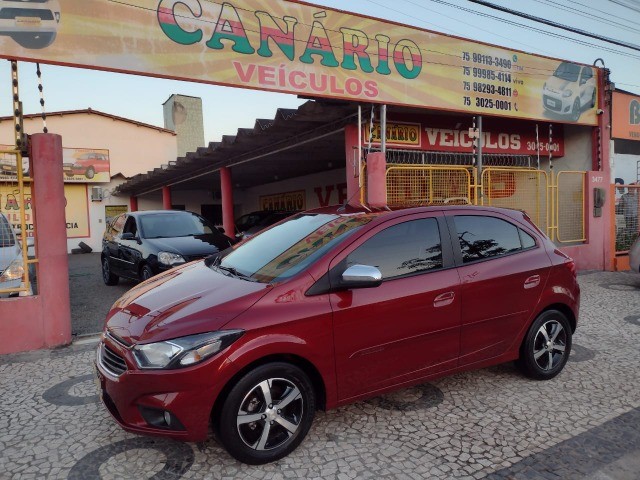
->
xmin=96 ymin=205 xmax=579 ymax=464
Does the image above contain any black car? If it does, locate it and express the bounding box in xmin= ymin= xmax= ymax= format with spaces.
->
xmin=101 ymin=210 xmax=234 ymax=285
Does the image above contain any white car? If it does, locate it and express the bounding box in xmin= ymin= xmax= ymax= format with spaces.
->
xmin=630 ymin=235 xmax=640 ymax=274
xmin=542 ymin=62 xmax=596 ymax=122
xmin=0 ymin=0 xmax=61 ymax=49
xmin=0 ymin=213 xmax=34 ymax=298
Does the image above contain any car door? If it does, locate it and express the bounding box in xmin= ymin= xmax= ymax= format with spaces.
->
xmin=104 ymin=214 xmax=126 ymax=275
xmin=118 ymin=215 xmax=143 ymax=278
xmin=329 ymin=213 xmax=461 ymax=402
xmin=446 ymin=212 xmax=551 ymax=367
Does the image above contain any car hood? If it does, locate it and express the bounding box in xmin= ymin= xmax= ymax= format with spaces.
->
xmin=144 ymin=234 xmax=230 ymax=256
xmin=105 ymin=261 xmax=270 ymax=344
xmin=546 ymin=75 xmax=574 ymax=92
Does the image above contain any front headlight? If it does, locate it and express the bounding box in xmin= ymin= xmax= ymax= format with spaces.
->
xmin=0 ymin=258 xmax=24 ymax=283
xmin=158 ymin=251 xmax=185 ymax=266
xmin=563 ymin=89 xmax=573 ymax=97
xmin=133 ymin=330 xmax=244 ymax=369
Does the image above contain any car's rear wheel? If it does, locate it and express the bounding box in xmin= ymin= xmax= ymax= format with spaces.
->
xmin=102 ymin=256 xmax=119 ymax=286
xmin=517 ymin=310 xmax=572 ymax=380
xmin=216 ymin=362 xmax=316 ymax=465
xmin=139 ymin=265 xmax=153 ymax=282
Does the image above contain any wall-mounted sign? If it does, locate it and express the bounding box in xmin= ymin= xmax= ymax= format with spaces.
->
xmin=365 ymin=122 xmax=421 ymax=147
xmin=612 ymin=91 xmax=640 ymax=141
xmin=0 ymin=145 xmax=110 ymax=183
xmin=0 ymin=184 xmax=89 ymax=238
xmin=0 ymin=0 xmax=599 ymax=125
xmin=366 ymin=116 xmax=564 ymax=156
xmin=260 ymin=190 xmax=306 ymax=211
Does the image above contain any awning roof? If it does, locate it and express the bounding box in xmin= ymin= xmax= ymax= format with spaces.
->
xmin=113 ymin=100 xmax=359 ymax=196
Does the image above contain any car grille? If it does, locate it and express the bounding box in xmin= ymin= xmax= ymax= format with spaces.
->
xmin=0 ymin=8 xmax=55 ymax=20
xmin=543 ymin=95 xmax=562 ymax=111
xmin=100 ymin=343 xmax=128 ymax=376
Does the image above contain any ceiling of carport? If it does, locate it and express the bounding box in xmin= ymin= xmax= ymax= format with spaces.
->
xmin=113 ymin=100 xmax=359 ymax=197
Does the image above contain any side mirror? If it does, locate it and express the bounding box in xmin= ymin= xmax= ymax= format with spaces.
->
xmin=121 ymin=232 xmax=136 ymax=241
xmin=341 ymin=264 xmax=382 ymax=289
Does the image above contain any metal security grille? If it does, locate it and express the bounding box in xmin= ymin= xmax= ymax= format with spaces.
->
xmin=386 ymin=166 xmax=473 ymax=207
xmin=556 ymin=171 xmax=586 ymax=243
xmin=481 ymin=168 xmax=548 ymax=233
xmin=366 ymin=147 xmax=533 ymax=168
xmin=614 ymin=184 xmax=640 ymax=253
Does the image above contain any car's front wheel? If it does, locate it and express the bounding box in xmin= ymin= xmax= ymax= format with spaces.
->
xmin=570 ymin=98 xmax=581 ymax=122
xmin=216 ymin=362 xmax=316 ymax=465
xmin=517 ymin=310 xmax=572 ymax=380
xmin=139 ymin=265 xmax=153 ymax=282
xmin=102 ymin=256 xmax=119 ymax=286
xmin=85 ymin=167 xmax=95 ymax=179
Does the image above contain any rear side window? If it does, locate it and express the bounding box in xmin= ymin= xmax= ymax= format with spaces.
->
xmin=346 ymin=218 xmax=443 ymax=280
xmin=453 ymin=215 xmax=525 ymax=263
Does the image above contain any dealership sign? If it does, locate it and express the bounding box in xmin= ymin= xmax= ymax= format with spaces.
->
xmin=0 ymin=184 xmax=89 ymax=238
xmin=0 ymin=0 xmax=598 ymax=125
xmin=612 ymin=92 xmax=640 ymax=141
xmin=366 ymin=119 xmax=564 ymax=156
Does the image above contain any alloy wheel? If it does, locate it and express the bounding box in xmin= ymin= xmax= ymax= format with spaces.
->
xmin=236 ymin=378 xmax=303 ymax=451
xmin=102 ymin=258 xmax=110 ymax=283
xmin=533 ymin=320 xmax=567 ymax=371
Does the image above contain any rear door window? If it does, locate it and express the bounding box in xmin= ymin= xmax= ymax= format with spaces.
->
xmin=453 ymin=215 xmax=524 ymax=263
xmin=0 ymin=215 xmax=15 ymax=247
xmin=346 ymin=218 xmax=443 ymax=280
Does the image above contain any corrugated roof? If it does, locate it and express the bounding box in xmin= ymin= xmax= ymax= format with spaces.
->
xmin=113 ymin=100 xmax=359 ymax=197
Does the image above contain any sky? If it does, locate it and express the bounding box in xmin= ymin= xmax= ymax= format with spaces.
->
xmin=0 ymin=0 xmax=638 ymax=144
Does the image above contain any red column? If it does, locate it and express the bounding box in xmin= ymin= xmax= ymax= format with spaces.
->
xmin=162 ymin=186 xmax=171 ymax=210
xmin=129 ymin=195 xmax=138 ymax=212
xmin=31 ymin=134 xmax=72 ymax=347
xmin=344 ymin=124 xmax=360 ymax=206
xmin=220 ymin=167 xmax=235 ymax=237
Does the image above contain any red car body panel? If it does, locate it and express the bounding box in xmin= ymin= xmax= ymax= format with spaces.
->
xmin=96 ymin=205 xmax=580 ymax=443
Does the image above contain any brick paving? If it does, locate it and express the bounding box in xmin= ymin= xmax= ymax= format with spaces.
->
xmin=1 ymin=270 xmax=639 ymax=479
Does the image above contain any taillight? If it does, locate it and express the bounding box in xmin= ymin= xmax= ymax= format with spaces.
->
xmin=565 ymin=259 xmax=576 ymax=277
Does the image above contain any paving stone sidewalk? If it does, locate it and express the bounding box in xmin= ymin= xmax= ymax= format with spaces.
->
xmin=1 ymin=271 xmax=639 ymax=479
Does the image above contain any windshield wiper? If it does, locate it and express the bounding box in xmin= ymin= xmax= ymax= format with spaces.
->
xmin=215 ymin=264 xmax=257 ymax=282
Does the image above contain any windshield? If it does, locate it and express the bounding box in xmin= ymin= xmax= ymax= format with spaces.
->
xmin=217 ymin=213 xmax=374 ymax=283
xmin=0 ymin=215 xmax=16 ymax=248
xmin=140 ymin=212 xmax=217 ymax=239
xmin=553 ymin=62 xmax=580 ymax=82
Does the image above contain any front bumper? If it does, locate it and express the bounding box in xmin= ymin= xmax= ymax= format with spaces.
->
xmin=95 ymin=337 xmax=233 ymax=442
xmin=542 ymin=92 xmax=572 ymax=114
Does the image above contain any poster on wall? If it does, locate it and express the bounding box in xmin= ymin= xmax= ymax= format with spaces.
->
xmin=0 ymin=184 xmax=89 ymax=238
xmin=0 ymin=145 xmax=110 ymax=183
xmin=0 ymin=0 xmax=599 ymax=125
xmin=612 ymin=92 xmax=640 ymax=141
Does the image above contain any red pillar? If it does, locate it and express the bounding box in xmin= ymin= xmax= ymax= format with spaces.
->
xmin=130 ymin=195 xmax=138 ymax=212
xmin=220 ymin=167 xmax=235 ymax=237
xmin=162 ymin=186 xmax=171 ymax=210
xmin=344 ymin=124 xmax=361 ymax=206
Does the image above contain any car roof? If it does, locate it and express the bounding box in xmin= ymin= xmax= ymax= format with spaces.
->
xmin=127 ymin=210 xmax=197 ymax=217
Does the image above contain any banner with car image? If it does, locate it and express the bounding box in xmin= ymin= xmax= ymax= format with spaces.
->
xmin=0 ymin=145 xmax=110 ymax=183
xmin=0 ymin=0 xmax=598 ymax=125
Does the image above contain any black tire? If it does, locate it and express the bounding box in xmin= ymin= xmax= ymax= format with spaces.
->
xmin=139 ymin=265 xmax=154 ymax=282
xmin=102 ymin=256 xmax=119 ymax=286
xmin=216 ymin=362 xmax=316 ymax=465
xmin=85 ymin=167 xmax=95 ymax=179
xmin=517 ymin=310 xmax=572 ymax=380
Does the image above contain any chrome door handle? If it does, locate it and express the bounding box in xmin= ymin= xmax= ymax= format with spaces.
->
xmin=524 ymin=275 xmax=541 ymax=289
xmin=434 ymin=291 xmax=455 ymax=307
